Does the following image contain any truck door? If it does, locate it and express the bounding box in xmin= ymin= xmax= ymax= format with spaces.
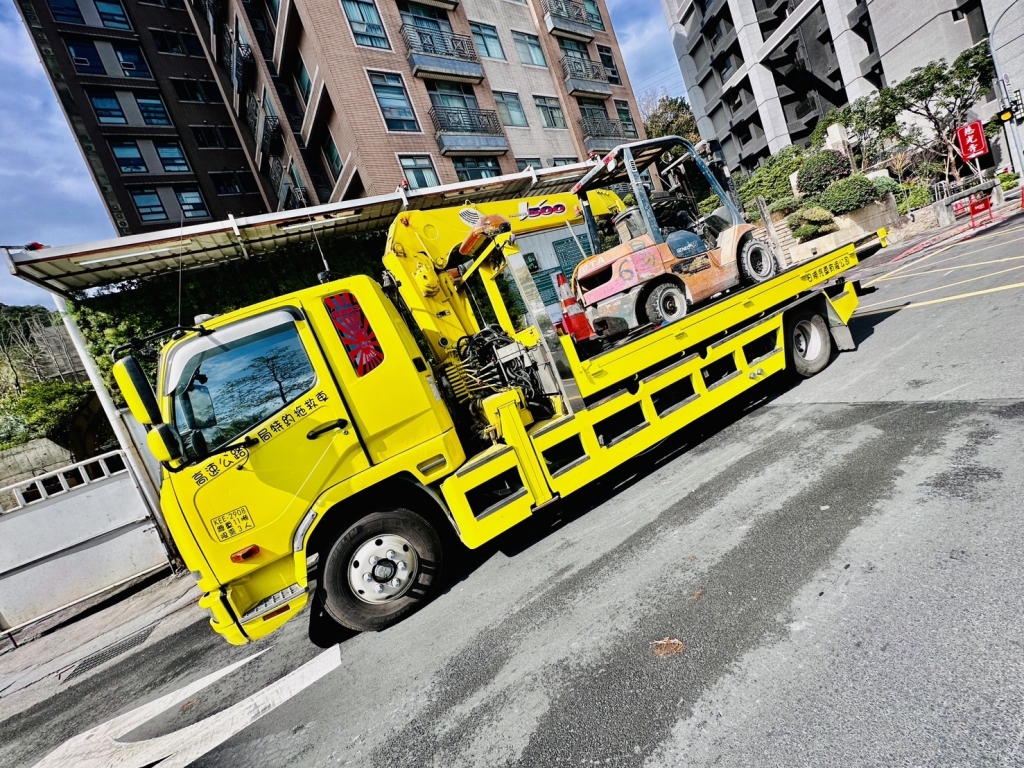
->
xmin=165 ymin=307 xmax=368 ymax=582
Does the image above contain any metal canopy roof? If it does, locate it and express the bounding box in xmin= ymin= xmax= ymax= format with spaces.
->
xmin=3 ymin=162 xmax=595 ymax=297
xmin=572 ymin=136 xmax=688 ymax=194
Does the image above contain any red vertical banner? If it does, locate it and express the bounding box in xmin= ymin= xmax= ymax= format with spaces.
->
xmin=956 ymin=121 xmax=989 ymax=161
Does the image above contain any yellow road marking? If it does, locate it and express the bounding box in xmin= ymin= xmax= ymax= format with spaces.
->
xmin=867 ymin=231 xmax=1024 ymax=287
xmin=877 ymin=253 xmax=1024 ymax=281
xmin=864 ymin=244 xmax=956 ymax=286
xmin=861 ymin=263 xmax=1024 ymax=308
xmin=855 ymin=280 xmax=1024 ymax=315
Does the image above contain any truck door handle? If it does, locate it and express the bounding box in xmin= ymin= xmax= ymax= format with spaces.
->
xmin=307 ymin=419 xmax=349 ymax=440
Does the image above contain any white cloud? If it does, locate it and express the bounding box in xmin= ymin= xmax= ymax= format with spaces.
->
xmin=605 ymin=0 xmax=686 ymax=99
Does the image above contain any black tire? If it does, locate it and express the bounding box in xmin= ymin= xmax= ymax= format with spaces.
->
xmin=319 ymin=507 xmax=443 ymax=632
xmin=738 ymin=239 xmax=778 ymax=285
xmin=786 ymin=309 xmax=832 ymax=378
xmin=643 ymin=282 xmax=688 ymax=326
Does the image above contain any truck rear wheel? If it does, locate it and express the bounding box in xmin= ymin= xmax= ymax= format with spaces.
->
xmin=786 ymin=309 xmax=831 ymax=377
xmin=644 ymin=283 xmax=688 ymax=326
xmin=738 ymin=239 xmax=777 ymax=284
xmin=320 ymin=507 xmax=443 ymax=632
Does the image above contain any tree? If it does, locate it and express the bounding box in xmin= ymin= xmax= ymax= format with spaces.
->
xmin=811 ymin=97 xmax=903 ymax=172
xmin=883 ymin=43 xmax=995 ymax=181
xmin=638 ymin=91 xmax=699 ymax=143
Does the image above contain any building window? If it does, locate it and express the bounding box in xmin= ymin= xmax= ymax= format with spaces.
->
xmin=88 ymin=91 xmax=126 ymax=123
xmin=171 ymin=79 xmax=221 ymax=103
xmin=47 ymin=0 xmax=84 ymax=24
xmin=469 ymin=22 xmax=504 ymax=59
xmin=96 ymin=0 xmax=131 ymax=29
xmin=176 ymin=188 xmax=209 ymax=218
xmin=398 ymin=1 xmax=452 ymax=31
xmin=400 ymin=155 xmax=438 ymax=189
xmin=191 ymin=126 xmax=223 ymax=148
xmin=552 ymin=157 xmax=577 ymax=165
xmin=452 ymin=156 xmax=499 ymax=181
xmin=559 ymin=37 xmax=589 ymax=60
xmin=512 ymin=31 xmax=546 ymax=66
xmin=67 ymin=40 xmax=105 ymax=74
xmin=139 ymin=0 xmax=186 ymax=7
xmin=156 ymin=141 xmax=189 ymax=172
xmin=110 ymin=141 xmax=147 ymax=173
xmin=295 ymin=58 xmax=313 ymax=103
xmin=598 ymin=45 xmax=621 ymax=86
xmin=493 ymin=91 xmax=528 ymax=127
xmin=322 ymin=133 xmax=343 ymax=180
xmin=615 ymin=99 xmax=638 ymax=138
xmin=181 ymin=33 xmax=203 ymax=56
xmin=516 ymin=157 xmax=541 ymax=171
xmin=426 ymin=80 xmax=478 ymax=110
xmin=136 ymin=95 xmax=171 ymax=125
xmin=221 ymin=127 xmax=241 ymax=148
xmin=152 ymin=30 xmax=186 ymax=54
xmin=369 ymin=71 xmax=418 ymax=131
xmin=113 ymin=44 xmax=151 ymax=77
xmin=131 ymin=188 xmax=167 ymax=221
xmin=210 ymin=172 xmax=244 ymax=195
xmin=342 ymin=0 xmax=389 ymax=49
xmin=583 ymin=0 xmax=603 ymax=29
xmin=534 ymin=95 xmax=567 ymax=129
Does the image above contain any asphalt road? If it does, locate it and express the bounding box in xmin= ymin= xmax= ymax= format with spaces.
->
xmin=4 ymin=217 xmax=1024 ymax=768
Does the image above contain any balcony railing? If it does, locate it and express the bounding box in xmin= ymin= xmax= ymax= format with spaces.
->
xmin=269 ymin=155 xmax=283 ymax=191
xmin=428 ymin=105 xmax=503 ymax=135
xmin=219 ymin=26 xmax=233 ymax=70
xmin=234 ymin=44 xmax=254 ymax=91
xmin=561 ymin=56 xmax=608 ymax=83
xmin=246 ymin=91 xmax=259 ymax=138
xmin=541 ymin=0 xmax=588 ymax=24
xmin=201 ymin=0 xmax=222 ymax=20
xmin=283 ymin=185 xmax=309 ymax=210
xmin=261 ymin=114 xmax=282 ymax=155
xmin=400 ymin=25 xmax=478 ymax=62
xmin=578 ymin=116 xmax=628 ymax=140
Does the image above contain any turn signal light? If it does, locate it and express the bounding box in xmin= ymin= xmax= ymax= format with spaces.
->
xmin=230 ymin=545 xmax=260 ymax=563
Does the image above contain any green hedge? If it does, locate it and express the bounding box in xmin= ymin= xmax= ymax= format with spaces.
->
xmin=897 ymin=182 xmax=932 ymax=215
xmin=797 ymin=151 xmax=851 ymax=196
xmin=817 ymin=175 xmax=880 ymax=215
xmin=768 ymin=196 xmax=801 ymax=215
xmin=999 ymin=171 xmax=1020 ymax=191
xmin=737 ymin=145 xmax=805 ymax=204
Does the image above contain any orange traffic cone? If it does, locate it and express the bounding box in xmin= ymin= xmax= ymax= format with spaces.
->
xmin=556 ymin=272 xmax=595 ymax=342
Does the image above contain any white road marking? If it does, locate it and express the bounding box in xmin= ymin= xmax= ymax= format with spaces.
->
xmin=32 ymin=646 xmax=341 ymax=768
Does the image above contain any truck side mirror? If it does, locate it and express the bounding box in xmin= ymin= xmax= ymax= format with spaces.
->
xmin=147 ymin=423 xmax=182 ymax=463
xmin=113 ymin=356 xmax=162 ymax=425
xmin=182 ymin=382 xmax=218 ymax=429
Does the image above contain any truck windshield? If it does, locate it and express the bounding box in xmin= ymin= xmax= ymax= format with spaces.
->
xmin=165 ymin=312 xmax=316 ymax=457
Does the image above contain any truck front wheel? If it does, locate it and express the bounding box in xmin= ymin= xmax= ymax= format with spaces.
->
xmin=786 ymin=309 xmax=831 ymax=377
xmin=319 ymin=507 xmax=443 ymax=632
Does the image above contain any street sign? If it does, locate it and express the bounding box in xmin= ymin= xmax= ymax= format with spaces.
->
xmin=956 ymin=120 xmax=989 ymax=161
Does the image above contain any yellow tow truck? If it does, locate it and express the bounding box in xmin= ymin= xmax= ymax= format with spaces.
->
xmin=113 ymin=137 xmax=867 ymax=645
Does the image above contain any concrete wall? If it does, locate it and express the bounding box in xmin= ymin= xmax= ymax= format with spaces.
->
xmin=0 ymin=439 xmax=72 ymax=488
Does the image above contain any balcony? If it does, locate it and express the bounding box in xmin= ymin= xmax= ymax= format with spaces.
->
xmin=283 ymin=185 xmax=309 ymax=210
xmin=428 ymin=106 xmax=508 ymax=155
xmin=261 ymin=114 xmax=282 ymax=156
xmin=578 ymin=116 xmax=629 ymax=153
xmin=561 ymin=57 xmax=612 ymax=98
xmin=201 ymin=0 xmax=222 ymax=22
xmin=541 ymin=0 xmax=594 ymax=41
xmin=246 ymin=92 xmax=259 ymax=138
xmin=234 ymin=44 xmax=254 ymax=92
xmin=401 ymin=26 xmax=483 ymax=83
xmin=269 ymin=155 xmax=283 ymax=192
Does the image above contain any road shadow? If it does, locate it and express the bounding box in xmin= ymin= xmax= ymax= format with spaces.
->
xmin=848 ymin=307 xmax=904 ymax=346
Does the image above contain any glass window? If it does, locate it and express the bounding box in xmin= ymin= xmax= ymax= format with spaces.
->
xmin=295 ymin=58 xmax=312 ymax=103
xmin=398 ymin=1 xmax=451 ymax=31
xmin=493 ymin=91 xmax=527 ymax=127
xmin=210 ymin=172 xmax=244 ymax=195
xmin=552 ymin=157 xmax=578 ymax=165
xmin=516 ymin=157 xmax=541 ymax=171
xmin=110 ymin=141 xmax=147 ymax=173
xmin=96 ymin=0 xmax=131 ymax=29
xmin=534 ymin=95 xmax=567 ymax=129
xmin=324 ymin=293 xmax=385 ymax=377
xmin=512 ymin=31 xmax=545 ymax=66
xmin=169 ymin=317 xmax=317 ymax=457
xmin=615 ymin=99 xmax=637 ymax=138
xmin=452 ymin=156 xmax=499 ymax=181
xmin=342 ymin=0 xmax=389 ymax=49
xmin=181 ymin=33 xmax=204 ymax=56
xmin=559 ymin=38 xmax=589 ymax=59
xmin=136 ymin=95 xmax=171 ymax=125
xmin=426 ymin=80 xmax=478 ymax=110
xmin=220 ymin=126 xmax=241 ymax=148
xmin=266 ymin=0 xmax=280 ymax=21
xmin=131 ymin=188 xmax=167 ymax=221
xmin=152 ymin=30 xmax=186 ymax=54
xmin=400 ymin=155 xmax=438 ymax=189
xmin=192 ymin=126 xmax=223 ymax=148
xmin=598 ymin=45 xmax=621 ymax=85
xmin=156 ymin=141 xmax=189 ymax=172
xmin=89 ymin=91 xmax=126 ymax=123
xmin=369 ymin=71 xmax=418 ymax=131
xmin=469 ymin=22 xmax=504 ymax=59
xmin=47 ymin=0 xmax=84 ymax=24
xmin=322 ymin=133 xmax=343 ymax=180
xmin=67 ymin=40 xmax=105 ymax=74
xmin=176 ymin=188 xmax=209 ymax=218
xmin=583 ymin=0 xmax=603 ymax=29
xmin=113 ymin=44 xmax=151 ymax=77
xmin=173 ymin=79 xmax=205 ymax=102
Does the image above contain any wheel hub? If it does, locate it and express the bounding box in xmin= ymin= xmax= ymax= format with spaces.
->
xmin=348 ymin=534 xmax=418 ymax=604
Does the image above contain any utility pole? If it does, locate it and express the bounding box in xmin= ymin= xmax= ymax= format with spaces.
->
xmin=991 ymin=2 xmax=1024 ymax=176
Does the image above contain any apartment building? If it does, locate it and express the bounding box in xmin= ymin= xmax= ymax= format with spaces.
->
xmin=662 ymin=0 xmax=994 ymax=176
xmin=17 ymin=0 xmax=644 ymax=236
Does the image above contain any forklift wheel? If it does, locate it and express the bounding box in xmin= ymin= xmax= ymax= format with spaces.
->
xmin=644 ymin=283 xmax=688 ymax=326
xmin=738 ymin=239 xmax=778 ymax=284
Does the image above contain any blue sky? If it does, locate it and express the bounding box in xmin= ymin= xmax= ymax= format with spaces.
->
xmin=0 ymin=0 xmax=684 ymax=307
